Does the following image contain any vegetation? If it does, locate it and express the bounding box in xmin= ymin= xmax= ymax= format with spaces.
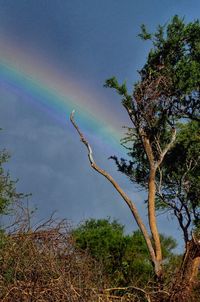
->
xmin=71 ymin=15 xmax=200 ymax=301
xmin=0 ymin=15 xmax=199 ymax=302
xmin=0 ymin=147 xmax=20 ymax=215
xmin=0 ymin=219 xmax=108 ymax=302
xmin=0 ymin=143 xmax=179 ymax=301
xmin=73 ymin=218 xmax=178 ymax=287
xmin=112 ymin=120 xmax=200 ymax=240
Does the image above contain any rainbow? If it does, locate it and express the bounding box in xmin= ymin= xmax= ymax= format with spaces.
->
xmin=0 ymin=37 xmax=125 ymax=155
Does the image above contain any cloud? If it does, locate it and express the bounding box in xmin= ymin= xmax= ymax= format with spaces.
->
xmin=1 ymin=0 xmax=195 ymax=253
xmin=0 ymin=91 xmax=183 ymax=254
xmin=0 ymin=91 xmax=133 ymax=224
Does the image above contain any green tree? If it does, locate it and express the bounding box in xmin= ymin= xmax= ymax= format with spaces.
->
xmin=0 ymin=148 xmax=20 ymax=215
xmin=73 ymin=218 xmax=177 ymax=287
xmin=0 ymin=131 xmax=24 ymax=248
xmin=71 ymin=16 xmax=200 ymax=301
xmin=112 ymin=120 xmax=200 ymax=240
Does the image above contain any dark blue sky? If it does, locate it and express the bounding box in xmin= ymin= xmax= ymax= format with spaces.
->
xmin=0 ymin=0 xmax=199 ymax=250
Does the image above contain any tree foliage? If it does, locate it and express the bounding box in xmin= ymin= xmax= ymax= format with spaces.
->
xmin=111 ymin=121 xmax=200 ymax=241
xmin=105 ymin=15 xmax=200 ymax=243
xmin=73 ymin=218 xmax=177 ymax=287
xmin=0 ymin=148 xmax=20 ymax=215
xmin=105 ymin=15 xmax=200 ymax=151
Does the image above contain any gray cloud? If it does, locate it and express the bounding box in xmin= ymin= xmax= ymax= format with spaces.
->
xmin=0 ymin=92 xmax=182 ymax=252
xmin=1 ymin=0 xmax=196 ymax=253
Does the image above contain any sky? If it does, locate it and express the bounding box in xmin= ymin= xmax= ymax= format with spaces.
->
xmin=0 ymin=0 xmax=199 ymax=251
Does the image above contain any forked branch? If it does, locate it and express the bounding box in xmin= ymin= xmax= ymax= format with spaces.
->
xmin=156 ymin=127 xmax=176 ymax=168
xmin=70 ymin=110 xmax=156 ymax=264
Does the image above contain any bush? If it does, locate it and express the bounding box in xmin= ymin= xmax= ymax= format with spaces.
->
xmin=0 ymin=219 xmax=108 ymax=302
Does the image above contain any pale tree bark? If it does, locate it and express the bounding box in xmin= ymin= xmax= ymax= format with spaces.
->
xmin=70 ymin=111 xmax=200 ymax=301
xmin=70 ymin=111 xmax=157 ymax=268
xmin=70 ymin=111 xmax=178 ymax=282
xmin=139 ymin=133 xmax=163 ymax=279
xmin=140 ymin=128 xmax=176 ymax=280
xmin=124 ymin=107 xmax=176 ymax=281
xmin=148 ymin=166 xmax=162 ymax=279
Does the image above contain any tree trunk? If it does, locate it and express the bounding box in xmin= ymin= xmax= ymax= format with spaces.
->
xmin=151 ymin=237 xmax=200 ymax=302
xmin=141 ymin=135 xmax=163 ymax=280
xmin=169 ymin=238 xmax=200 ymax=302
xmin=148 ymin=167 xmax=163 ymax=280
xmin=165 ymin=237 xmax=200 ymax=302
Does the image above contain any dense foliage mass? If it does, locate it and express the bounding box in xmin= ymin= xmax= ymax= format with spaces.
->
xmin=73 ymin=218 xmax=178 ymax=287
xmin=106 ymin=17 xmax=200 ymax=232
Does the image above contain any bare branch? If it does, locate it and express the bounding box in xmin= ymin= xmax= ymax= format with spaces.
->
xmin=70 ymin=110 xmax=157 ymax=265
xmin=156 ymin=127 xmax=176 ymax=168
xmin=157 ymin=167 xmax=163 ymax=195
xmin=70 ymin=110 xmax=95 ymax=165
xmin=104 ymin=286 xmax=152 ymax=302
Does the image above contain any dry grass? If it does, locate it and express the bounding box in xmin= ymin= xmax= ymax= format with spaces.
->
xmin=0 ymin=220 xmax=100 ymax=301
xmin=0 ymin=215 xmax=146 ymax=302
xmin=1 ymin=203 xmax=198 ymax=302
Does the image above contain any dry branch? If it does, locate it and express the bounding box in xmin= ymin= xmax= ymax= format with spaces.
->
xmin=70 ymin=110 xmax=156 ymax=266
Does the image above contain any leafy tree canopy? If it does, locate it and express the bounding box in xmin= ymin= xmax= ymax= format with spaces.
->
xmin=72 ymin=218 xmax=177 ymax=286
xmin=105 ymin=16 xmax=200 ymax=242
xmin=105 ymin=15 xmax=200 ymax=153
